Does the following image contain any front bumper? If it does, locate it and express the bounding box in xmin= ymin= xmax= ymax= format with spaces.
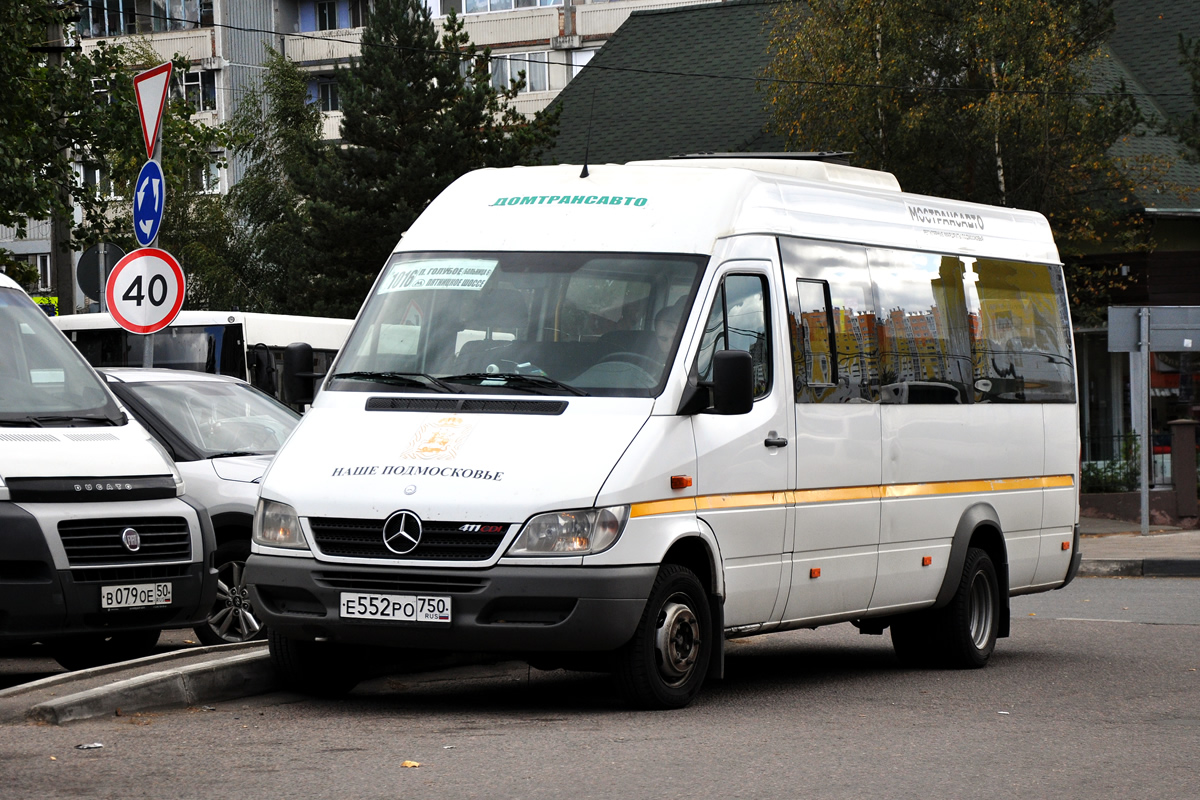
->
xmin=246 ymin=554 xmax=658 ymax=652
xmin=0 ymin=500 xmax=216 ymax=643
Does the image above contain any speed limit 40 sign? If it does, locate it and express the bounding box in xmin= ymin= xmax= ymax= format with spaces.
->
xmin=105 ymin=247 xmax=185 ymax=334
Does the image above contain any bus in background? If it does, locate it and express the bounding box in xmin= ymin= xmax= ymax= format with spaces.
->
xmin=52 ymin=311 xmax=352 ymax=403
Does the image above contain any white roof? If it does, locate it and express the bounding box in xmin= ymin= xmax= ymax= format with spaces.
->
xmin=100 ymin=367 xmax=249 ymax=386
xmin=399 ymin=161 xmax=1059 ymax=264
xmin=0 ymin=272 xmax=22 ymax=291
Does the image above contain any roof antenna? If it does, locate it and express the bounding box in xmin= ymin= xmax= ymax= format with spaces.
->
xmin=580 ymin=88 xmax=596 ymax=179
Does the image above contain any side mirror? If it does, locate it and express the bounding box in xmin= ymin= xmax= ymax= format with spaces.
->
xmin=281 ymin=342 xmax=316 ymax=406
xmin=711 ymin=350 xmax=754 ymax=415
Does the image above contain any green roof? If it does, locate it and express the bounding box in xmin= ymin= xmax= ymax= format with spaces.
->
xmin=546 ymin=0 xmax=785 ymax=165
xmin=546 ymin=0 xmax=1199 ymax=209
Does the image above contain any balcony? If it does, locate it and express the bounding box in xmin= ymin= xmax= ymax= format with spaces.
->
xmin=321 ymin=111 xmax=345 ymax=141
xmin=281 ymin=28 xmax=364 ymax=66
xmin=575 ymin=0 xmax=718 ymax=38
xmin=460 ymin=7 xmax=559 ymax=47
xmin=80 ymin=28 xmax=217 ymax=65
xmin=510 ymin=90 xmax=556 ymax=117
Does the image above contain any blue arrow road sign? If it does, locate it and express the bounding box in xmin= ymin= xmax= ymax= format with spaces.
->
xmin=133 ymin=159 xmax=166 ymax=247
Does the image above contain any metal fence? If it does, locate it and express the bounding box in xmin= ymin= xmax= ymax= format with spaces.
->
xmin=1081 ymin=433 xmax=1172 ymax=492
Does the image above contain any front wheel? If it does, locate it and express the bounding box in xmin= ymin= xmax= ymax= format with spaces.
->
xmin=615 ymin=564 xmax=712 ymax=709
xmin=194 ymin=542 xmax=266 ymax=646
xmin=267 ymin=628 xmax=362 ymax=696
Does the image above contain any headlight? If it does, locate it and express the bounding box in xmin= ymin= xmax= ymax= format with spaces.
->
xmin=145 ymin=436 xmax=185 ymax=495
xmin=253 ymin=498 xmax=309 ymax=549
xmin=507 ymin=506 xmax=629 ymax=556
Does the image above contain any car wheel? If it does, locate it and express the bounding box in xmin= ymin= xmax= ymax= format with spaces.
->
xmin=614 ymin=564 xmax=712 ymax=710
xmin=194 ymin=541 xmax=266 ymax=646
xmin=267 ymin=628 xmax=362 ymax=696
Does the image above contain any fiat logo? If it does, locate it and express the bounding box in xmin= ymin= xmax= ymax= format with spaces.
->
xmin=382 ymin=511 xmax=423 ymax=555
xmin=120 ymin=528 xmax=142 ymax=552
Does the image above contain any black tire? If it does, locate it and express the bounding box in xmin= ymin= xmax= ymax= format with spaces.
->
xmin=194 ymin=541 xmax=267 ymax=646
xmin=267 ymin=628 xmax=362 ymax=696
xmin=51 ymin=629 xmax=162 ymax=671
xmin=890 ymin=546 xmax=999 ymax=669
xmin=934 ymin=547 xmax=999 ymax=668
xmin=615 ymin=564 xmax=712 ymax=710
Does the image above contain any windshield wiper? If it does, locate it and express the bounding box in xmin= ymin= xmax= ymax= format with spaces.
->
xmin=442 ymin=373 xmax=590 ymax=397
xmin=330 ymin=371 xmax=455 ymax=393
xmin=208 ymin=451 xmax=262 ymax=459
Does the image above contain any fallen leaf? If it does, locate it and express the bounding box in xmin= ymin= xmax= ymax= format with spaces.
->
xmin=402 ymin=761 xmax=421 ymax=768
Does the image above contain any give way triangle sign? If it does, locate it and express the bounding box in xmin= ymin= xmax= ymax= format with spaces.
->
xmin=133 ymin=62 xmax=173 ymax=161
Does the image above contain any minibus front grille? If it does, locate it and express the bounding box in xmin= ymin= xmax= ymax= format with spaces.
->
xmin=70 ymin=563 xmax=193 ymax=584
xmin=365 ymin=397 xmax=567 ymax=415
xmin=58 ymin=517 xmax=192 ymax=566
xmin=309 ymin=518 xmax=509 ymax=561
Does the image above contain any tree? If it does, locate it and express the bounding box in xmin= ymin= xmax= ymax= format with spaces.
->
xmin=298 ymin=0 xmax=559 ymax=317
xmin=216 ymin=48 xmax=327 ymax=314
xmin=1175 ymin=34 xmax=1200 ymax=163
xmin=763 ymin=1 xmax=1156 ymax=323
xmin=1 ymin=5 xmax=228 ymax=306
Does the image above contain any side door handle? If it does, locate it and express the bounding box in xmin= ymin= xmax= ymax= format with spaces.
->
xmin=764 ymin=436 xmax=788 ymax=448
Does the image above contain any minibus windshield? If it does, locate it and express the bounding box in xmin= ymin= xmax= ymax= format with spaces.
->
xmin=332 ymin=252 xmax=706 ymax=397
xmin=0 ymin=289 xmax=123 ymax=424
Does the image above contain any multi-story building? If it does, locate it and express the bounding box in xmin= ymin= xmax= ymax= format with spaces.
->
xmin=4 ymin=0 xmax=714 ymax=313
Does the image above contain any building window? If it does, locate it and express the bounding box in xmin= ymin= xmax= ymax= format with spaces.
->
xmin=36 ymin=254 xmax=51 ymax=291
xmin=180 ymin=70 xmax=217 ymax=113
xmin=571 ymin=49 xmax=595 ymax=79
xmin=350 ymin=0 xmax=373 ymax=27
xmin=317 ymin=1 xmax=338 ymax=30
xmin=491 ymin=51 xmax=549 ymax=94
xmin=465 ymin=0 xmax=560 ymax=13
xmin=188 ymin=157 xmax=221 ymax=194
xmin=78 ymin=1 xmax=210 ymax=38
xmin=318 ymin=81 xmax=340 ymax=112
xmin=81 ymin=164 xmax=115 ymax=199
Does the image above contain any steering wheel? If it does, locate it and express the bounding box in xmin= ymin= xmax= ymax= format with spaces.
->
xmin=596 ymin=351 xmax=661 ymax=373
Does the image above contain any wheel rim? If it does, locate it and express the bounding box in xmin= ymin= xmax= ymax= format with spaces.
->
xmin=967 ymin=568 xmax=996 ymax=650
xmin=654 ymin=596 xmax=701 ymax=687
xmin=207 ymin=560 xmax=263 ymax=644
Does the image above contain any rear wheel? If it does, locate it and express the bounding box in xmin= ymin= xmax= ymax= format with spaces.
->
xmin=51 ymin=629 xmax=162 ymax=671
xmin=615 ymin=564 xmax=712 ymax=710
xmin=890 ymin=547 xmax=999 ymax=669
xmin=194 ymin=541 xmax=266 ymax=646
xmin=267 ymin=628 xmax=362 ymax=696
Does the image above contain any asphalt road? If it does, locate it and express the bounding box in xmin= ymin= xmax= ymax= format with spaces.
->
xmin=1 ymin=577 xmax=1196 ymax=800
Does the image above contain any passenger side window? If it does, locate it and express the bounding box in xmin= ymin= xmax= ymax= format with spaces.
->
xmin=696 ymin=274 xmax=771 ymax=398
xmin=794 ymin=279 xmax=835 ymax=387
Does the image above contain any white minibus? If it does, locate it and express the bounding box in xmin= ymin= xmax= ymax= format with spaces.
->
xmin=53 ymin=311 xmax=352 ymax=403
xmin=0 ymin=273 xmax=216 ymax=669
xmin=246 ymin=157 xmax=1081 ymax=708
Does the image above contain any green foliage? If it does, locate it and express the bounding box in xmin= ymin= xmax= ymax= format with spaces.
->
xmin=1081 ymin=437 xmax=1140 ymax=493
xmin=763 ymin=1 xmax=1157 ymax=323
xmin=295 ymin=0 xmax=559 ymax=317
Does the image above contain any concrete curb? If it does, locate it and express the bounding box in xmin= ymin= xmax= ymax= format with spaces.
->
xmin=1078 ymin=558 xmax=1200 ymax=578
xmin=26 ymin=651 xmax=278 ymax=725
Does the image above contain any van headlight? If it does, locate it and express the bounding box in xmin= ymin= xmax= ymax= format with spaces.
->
xmin=253 ymin=498 xmax=309 ymax=549
xmin=507 ymin=506 xmax=629 ymax=556
xmin=145 ymin=437 xmax=185 ymax=495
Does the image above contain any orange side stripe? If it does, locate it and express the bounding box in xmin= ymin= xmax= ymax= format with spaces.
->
xmin=627 ymin=475 xmax=1074 ymax=518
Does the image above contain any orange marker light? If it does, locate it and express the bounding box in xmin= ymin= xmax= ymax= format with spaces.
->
xmin=810 ymin=568 xmax=821 ymax=579
xmin=1062 ymin=541 xmax=1071 ymax=551
xmin=922 ymin=556 xmax=932 ymax=566
xmin=671 ymin=475 xmax=693 ymax=490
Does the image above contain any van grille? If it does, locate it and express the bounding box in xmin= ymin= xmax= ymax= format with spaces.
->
xmin=309 ymin=518 xmax=510 ymax=561
xmin=58 ymin=517 xmax=192 ymax=566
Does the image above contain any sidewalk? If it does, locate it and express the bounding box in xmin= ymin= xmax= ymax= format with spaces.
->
xmin=1078 ymin=517 xmax=1200 ymax=577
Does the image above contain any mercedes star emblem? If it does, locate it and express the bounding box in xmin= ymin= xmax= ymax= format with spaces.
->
xmin=382 ymin=510 xmax=423 ymax=555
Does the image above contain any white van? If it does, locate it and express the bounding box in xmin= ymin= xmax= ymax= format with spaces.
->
xmin=246 ymin=157 xmax=1081 ymax=708
xmin=53 ymin=310 xmax=352 ymax=403
xmin=0 ymin=273 xmax=215 ymax=669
